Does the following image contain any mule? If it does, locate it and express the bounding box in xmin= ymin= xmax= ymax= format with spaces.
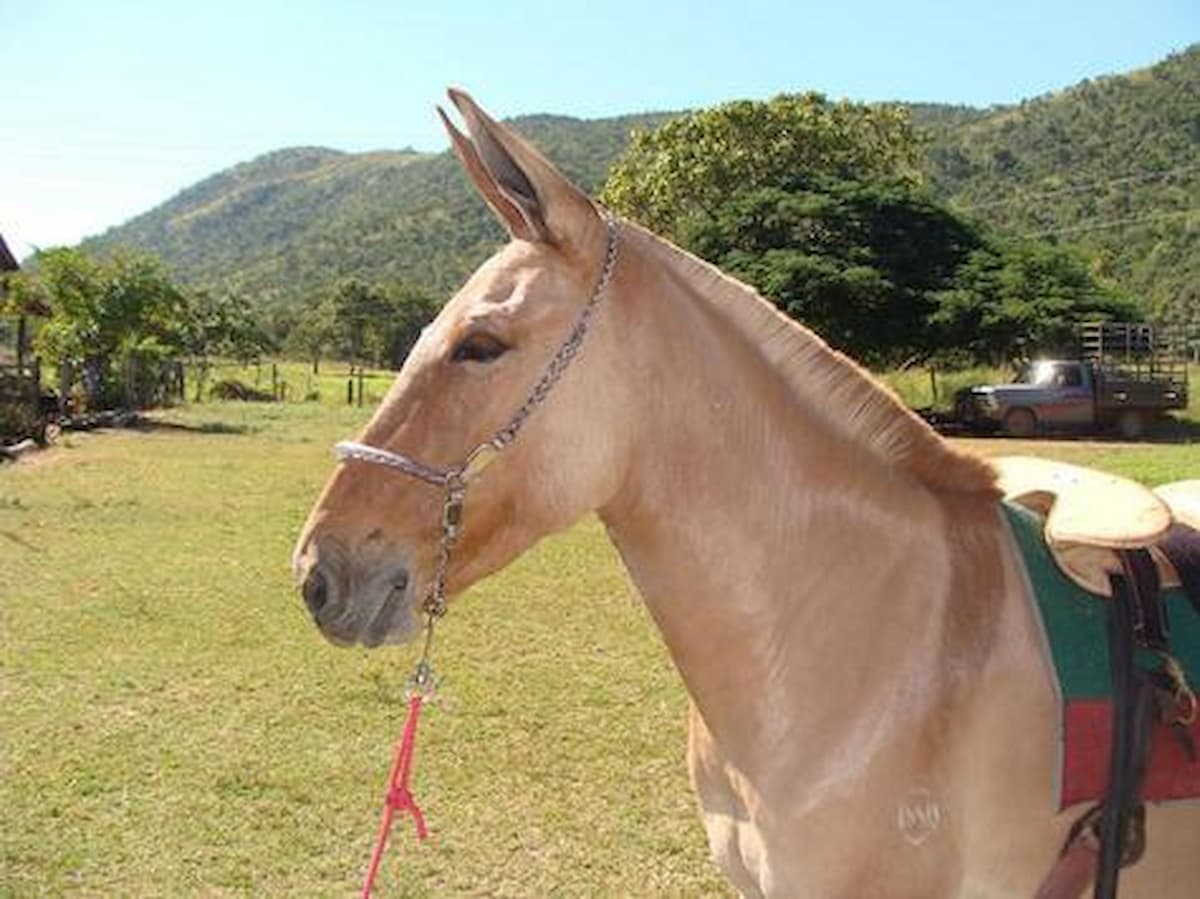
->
xmin=294 ymin=91 xmax=1199 ymax=897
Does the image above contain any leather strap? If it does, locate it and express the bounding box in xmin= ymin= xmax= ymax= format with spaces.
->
xmin=1123 ymin=549 xmax=1168 ymax=651
xmin=1034 ymin=559 xmax=1158 ymax=899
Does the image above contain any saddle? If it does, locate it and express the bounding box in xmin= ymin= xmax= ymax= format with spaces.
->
xmin=996 ymin=458 xmax=1200 ymax=899
xmin=996 ymin=456 xmax=1197 ymax=597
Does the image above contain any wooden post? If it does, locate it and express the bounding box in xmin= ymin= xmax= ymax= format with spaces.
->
xmin=272 ymin=363 xmax=279 ymax=400
xmin=16 ymin=314 xmax=27 ymax=372
xmin=357 ymin=368 xmax=365 ymax=407
xmin=347 ymin=370 xmax=354 ymax=405
xmin=928 ymin=367 xmax=938 ymax=406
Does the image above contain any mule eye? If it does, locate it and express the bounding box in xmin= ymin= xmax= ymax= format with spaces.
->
xmin=451 ymin=332 xmax=510 ymax=364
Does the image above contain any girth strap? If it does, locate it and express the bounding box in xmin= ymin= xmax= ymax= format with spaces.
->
xmin=1093 ymin=555 xmax=1158 ymax=899
xmin=1124 ymin=548 xmax=1169 ymax=653
xmin=1035 ymin=552 xmax=1162 ymax=899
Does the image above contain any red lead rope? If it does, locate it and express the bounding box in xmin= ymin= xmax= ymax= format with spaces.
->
xmin=361 ymin=693 xmax=429 ymax=898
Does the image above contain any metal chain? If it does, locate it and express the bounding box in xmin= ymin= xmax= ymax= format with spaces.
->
xmin=492 ymin=214 xmax=620 ymax=449
xmin=423 ymin=478 xmax=465 ymax=619
xmin=406 ymin=476 xmax=464 ymax=696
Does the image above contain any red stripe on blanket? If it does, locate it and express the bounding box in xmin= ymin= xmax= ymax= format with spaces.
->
xmin=1062 ymin=700 xmax=1200 ymax=808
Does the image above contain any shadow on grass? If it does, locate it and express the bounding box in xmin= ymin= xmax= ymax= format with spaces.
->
xmin=135 ymin=418 xmax=251 ymax=436
xmin=64 ymin=412 xmax=249 ymax=436
xmin=1151 ymin=418 xmax=1200 ymax=444
xmin=948 ymin=416 xmax=1200 ymax=445
xmin=0 ymin=530 xmax=40 ymax=551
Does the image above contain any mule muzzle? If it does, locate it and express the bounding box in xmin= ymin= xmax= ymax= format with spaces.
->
xmin=295 ymin=538 xmax=417 ymax=648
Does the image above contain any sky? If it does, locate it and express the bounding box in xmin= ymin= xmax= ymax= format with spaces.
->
xmin=2 ymin=0 xmax=1196 ymax=259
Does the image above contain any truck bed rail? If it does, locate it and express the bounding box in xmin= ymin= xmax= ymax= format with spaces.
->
xmin=1078 ymin=322 xmax=1189 ymax=393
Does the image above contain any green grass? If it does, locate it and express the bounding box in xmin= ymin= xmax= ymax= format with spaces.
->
xmin=2 ymin=394 xmax=1197 ymax=897
xmin=1 ymin=401 xmax=727 ymax=897
xmin=881 ymin=363 xmax=1015 ymax=410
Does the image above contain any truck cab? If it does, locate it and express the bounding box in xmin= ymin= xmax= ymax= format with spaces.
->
xmin=953 ymin=324 xmax=1189 ymax=439
xmin=956 ymin=360 xmax=1098 ymax=437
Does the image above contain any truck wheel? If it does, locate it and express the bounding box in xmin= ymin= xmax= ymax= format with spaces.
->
xmin=1003 ymin=408 xmax=1037 ymax=437
xmin=1115 ymin=410 xmax=1145 ymax=440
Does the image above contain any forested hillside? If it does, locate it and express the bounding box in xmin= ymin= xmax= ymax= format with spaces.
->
xmin=86 ymin=113 xmax=673 ymax=315
xmin=86 ymin=47 xmax=1197 ymax=325
xmin=922 ymin=45 xmax=1198 ymax=327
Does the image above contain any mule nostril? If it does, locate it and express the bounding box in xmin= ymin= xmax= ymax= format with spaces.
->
xmin=302 ymin=569 xmax=330 ymax=617
xmin=393 ymin=568 xmax=409 ymax=594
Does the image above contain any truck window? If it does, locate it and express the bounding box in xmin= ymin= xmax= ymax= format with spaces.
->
xmin=1059 ymin=366 xmax=1083 ymax=387
xmin=1021 ymin=361 xmax=1083 ymax=387
xmin=1024 ymin=361 xmax=1058 ymax=386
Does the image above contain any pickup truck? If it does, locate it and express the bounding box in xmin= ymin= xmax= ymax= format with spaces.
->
xmin=953 ymin=358 xmax=1188 ymax=438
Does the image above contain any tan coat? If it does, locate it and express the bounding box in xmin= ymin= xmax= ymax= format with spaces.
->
xmin=295 ymin=91 xmax=1199 ymax=898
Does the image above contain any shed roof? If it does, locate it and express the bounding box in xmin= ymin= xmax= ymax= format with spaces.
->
xmin=0 ymin=233 xmax=18 ymax=273
xmin=0 ymin=234 xmax=48 ymax=316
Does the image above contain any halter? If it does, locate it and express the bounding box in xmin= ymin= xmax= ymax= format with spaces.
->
xmin=334 ymin=213 xmax=620 ymax=672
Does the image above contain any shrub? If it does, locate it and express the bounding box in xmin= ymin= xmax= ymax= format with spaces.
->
xmin=209 ymin=379 xmax=275 ymax=402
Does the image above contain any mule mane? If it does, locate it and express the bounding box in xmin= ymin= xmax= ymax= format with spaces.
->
xmin=628 ymin=223 xmax=998 ymax=497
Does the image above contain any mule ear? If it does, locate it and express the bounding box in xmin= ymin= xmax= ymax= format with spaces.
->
xmin=440 ymin=88 xmax=599 ymax=247
xmin=438 ymin=106 xmax=543 ymax=242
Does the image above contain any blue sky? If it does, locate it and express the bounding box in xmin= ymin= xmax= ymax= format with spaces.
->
xmin=2 ymin=0 xmax=1196 ymax=258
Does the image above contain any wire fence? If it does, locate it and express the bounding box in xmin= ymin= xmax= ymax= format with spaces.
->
xmin=194 ymin=359 xmax=398 ymax=408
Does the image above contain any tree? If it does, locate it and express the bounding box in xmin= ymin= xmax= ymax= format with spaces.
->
xmin=287 ymin=300 xmax=336 ymax=374
xmin=182 ymin=289 xmax=273 ymax=400
xmin=327 ymin=278 xmax=393 ymax=365
xmin=323 ymin=278 xmax=438 ymax=370
xmin=602 ymin=95 xmax=1138 ymax=364
xmin=20 ymin=247 xmax=191 ymax=408
xmin=381 ymin=285 xmax=439 ymax=369
xmin=929 ymin=238 xmax=1139 ymax=362
xmin=684 ymin=178 xmax=984 ymax=365
xmin=601 ymin=92 xmax=924 ymax=242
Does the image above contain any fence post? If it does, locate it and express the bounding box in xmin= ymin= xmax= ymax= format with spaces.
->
xmin=347 ymin=369 xmax=354 ymax=405
xmin=357 ymin=369 xmax=365 ymax=407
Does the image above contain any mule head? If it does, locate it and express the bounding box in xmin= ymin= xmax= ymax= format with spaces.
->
xmin=293 ymin=90 xmax=632 ymax=647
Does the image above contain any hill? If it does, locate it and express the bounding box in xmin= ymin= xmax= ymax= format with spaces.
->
xmin=921 ymin=45 xmax=1199 ymax=328
xmin=85 ymin=113 xmax=675 ymax=314
xmin=86 ymin=48 xmax=1198 ymax=325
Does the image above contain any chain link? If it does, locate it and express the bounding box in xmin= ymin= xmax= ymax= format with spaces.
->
xmin=492 ymin=215 xmax=620 ymax=449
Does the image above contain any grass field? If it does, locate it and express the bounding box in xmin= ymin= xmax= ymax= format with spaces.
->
xmin=2 ymin=388 xmax=1197 ymax=897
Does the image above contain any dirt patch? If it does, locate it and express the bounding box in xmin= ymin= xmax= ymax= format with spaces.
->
xmin=1 ymin=441 xmax=77 ymax=469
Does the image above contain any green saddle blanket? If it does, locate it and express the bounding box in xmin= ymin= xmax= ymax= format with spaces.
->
xmin=1003 ymin=501 xmax=1200 ymax=809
